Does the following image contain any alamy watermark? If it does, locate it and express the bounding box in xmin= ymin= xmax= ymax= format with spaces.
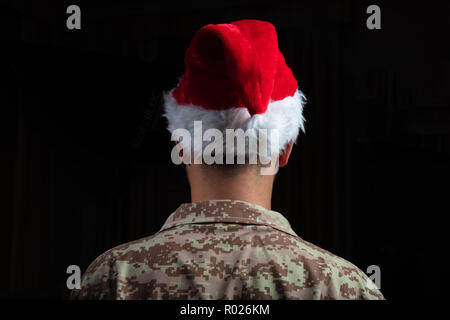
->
xmin=366 ymin=265 xmax=381 ymax=290
xmin=366 ymin=5 xmax=381 ymax=30
xmin=170 ymin=121 xmax=282 ymax=175
xmin=66 ymin=264 xmax=81 ymax=290
xmin=66 ymin=5 xmax=81 ymax=30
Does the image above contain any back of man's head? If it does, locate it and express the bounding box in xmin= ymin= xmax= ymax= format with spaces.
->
xmin=163 ymin=19 xmax=306 ymax=178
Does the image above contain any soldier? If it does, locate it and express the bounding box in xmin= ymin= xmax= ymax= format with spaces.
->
xmin=72 ymin=19 xmax=384 ymax=300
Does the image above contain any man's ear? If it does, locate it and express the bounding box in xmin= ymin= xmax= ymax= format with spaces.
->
xmin=279 ymin=140 xmax=294 ymax=168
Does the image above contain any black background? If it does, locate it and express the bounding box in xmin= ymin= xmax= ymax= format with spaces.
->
xmin=1 ymin=0 xmax=449 ymax=300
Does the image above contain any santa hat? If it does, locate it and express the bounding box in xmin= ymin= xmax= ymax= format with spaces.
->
xmin=163 ymin=19 xmax=306 ymax=163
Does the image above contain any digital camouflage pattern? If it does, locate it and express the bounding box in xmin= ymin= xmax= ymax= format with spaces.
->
xmin=71 ymin=200 xmax=384 ymax=300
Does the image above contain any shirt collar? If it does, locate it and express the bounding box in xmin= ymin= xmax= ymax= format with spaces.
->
xmin=158 ymin=199 xmax=300 ymax=238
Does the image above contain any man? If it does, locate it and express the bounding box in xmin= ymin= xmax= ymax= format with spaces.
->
xmin=72 ymin=19 xmax=384 ymax=300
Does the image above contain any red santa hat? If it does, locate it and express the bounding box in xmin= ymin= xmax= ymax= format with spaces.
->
xmin=163 ymin=19 xmax=306 ymax=162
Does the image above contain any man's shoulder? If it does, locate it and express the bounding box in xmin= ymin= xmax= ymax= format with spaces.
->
xmin=287 ymin=236 xmax=384 ymax=299
xmin=84 ymin=222 xmax=213 ymax=275
xmin=89 ymin=233 xmax=163 ymax=270
xmin=72 ymin=234 xmax=160 ymax=299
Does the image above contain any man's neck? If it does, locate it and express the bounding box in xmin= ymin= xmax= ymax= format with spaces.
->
xmin=188 ymin=165 xmax=274 ymax=210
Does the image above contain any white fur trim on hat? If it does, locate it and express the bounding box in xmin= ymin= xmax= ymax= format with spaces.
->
xmin=163 ymin=89 xmax=306 ymax=162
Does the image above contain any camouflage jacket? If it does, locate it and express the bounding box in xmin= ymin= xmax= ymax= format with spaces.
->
xmin=71 ymin=200 xmax=384 ymax=300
